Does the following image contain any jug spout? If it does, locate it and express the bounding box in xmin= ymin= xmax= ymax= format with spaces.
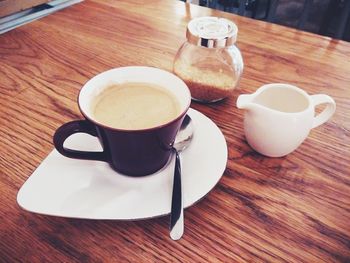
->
xmin=236 ymin=94 xmax=255 ymax=109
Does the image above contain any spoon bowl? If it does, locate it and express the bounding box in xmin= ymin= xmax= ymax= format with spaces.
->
xmin=174 ymin=114 xmax=194 ymax=152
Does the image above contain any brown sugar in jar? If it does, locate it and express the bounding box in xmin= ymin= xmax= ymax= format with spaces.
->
xmin=173 ymin=17 xmax=243 ymax=103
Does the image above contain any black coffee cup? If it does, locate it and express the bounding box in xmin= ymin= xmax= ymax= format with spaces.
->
xmin=53 ymin=67 xmax=191 ymax=176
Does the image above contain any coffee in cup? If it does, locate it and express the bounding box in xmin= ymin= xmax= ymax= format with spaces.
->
xmin=92 ymin=82 xmax=181 ymax=130
xmin=53 ymin=67 xmax=191 ymax=176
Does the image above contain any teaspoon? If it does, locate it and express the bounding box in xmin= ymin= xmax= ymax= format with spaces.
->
xmin=170 ymin=115 xmax=194 ymax=240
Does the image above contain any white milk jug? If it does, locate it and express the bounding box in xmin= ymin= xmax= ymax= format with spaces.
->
xmin=236 ymin=83 xmax=336 ymax=157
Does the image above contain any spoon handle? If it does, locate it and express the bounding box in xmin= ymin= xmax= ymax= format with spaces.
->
xmin=170 ymin=150 xmax=184 ymax=240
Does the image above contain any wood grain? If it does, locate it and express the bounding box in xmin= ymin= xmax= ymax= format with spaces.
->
xmin=1 ymin=0 xmax=350 ymax=262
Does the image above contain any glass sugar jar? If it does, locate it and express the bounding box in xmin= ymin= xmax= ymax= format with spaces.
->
xmin=173 ymin=17 xmax=243 ymax=103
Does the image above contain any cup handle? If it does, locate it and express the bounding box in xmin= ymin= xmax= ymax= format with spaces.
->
xmin=53 ymin=120 xmax=107 ymax=161
xmin=310 ymin=94 xmax=336 ymax=129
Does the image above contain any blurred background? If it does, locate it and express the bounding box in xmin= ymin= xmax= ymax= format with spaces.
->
xmin=186 ymin=0 xmax=350 ymax=41
xmin=1 ymin=0 xmax=350 ymax=41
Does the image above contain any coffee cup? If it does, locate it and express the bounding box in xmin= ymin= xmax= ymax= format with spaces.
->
xmin=53 ymin=66 xmax=191 ymax=176
xmin=236 ymin=83 xmax=336 ymax=157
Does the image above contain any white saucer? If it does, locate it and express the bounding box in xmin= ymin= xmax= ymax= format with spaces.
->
xmin=17 ymin=109 xmax=227 ymax=220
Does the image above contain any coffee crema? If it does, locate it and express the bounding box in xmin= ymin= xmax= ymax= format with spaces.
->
xmin=92 ymin=82 xmax=181 ymax=130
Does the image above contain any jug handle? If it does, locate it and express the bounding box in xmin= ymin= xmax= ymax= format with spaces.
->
xmin=311 ymin=94 xmax=336 ymax=129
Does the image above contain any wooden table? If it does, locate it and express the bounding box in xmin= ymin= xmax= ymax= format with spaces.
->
xmin=1 ymin=0 xmax=349 ymax=262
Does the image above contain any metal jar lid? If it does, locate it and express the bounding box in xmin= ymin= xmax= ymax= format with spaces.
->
xmin=186 ymin=16 xmax=238 ymax=48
